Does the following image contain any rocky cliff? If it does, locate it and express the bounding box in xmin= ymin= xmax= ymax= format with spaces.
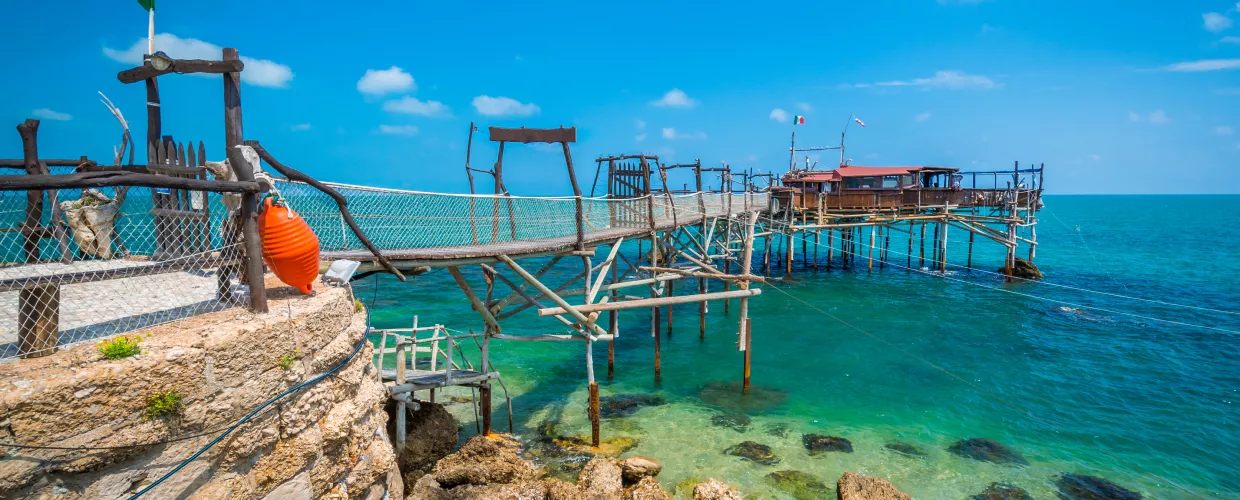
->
xmin=0 ymin=280 xmax=401 ymax=499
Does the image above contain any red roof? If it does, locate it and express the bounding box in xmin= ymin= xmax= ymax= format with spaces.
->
xmin=783 ymin=165 xmax=957 ymax=183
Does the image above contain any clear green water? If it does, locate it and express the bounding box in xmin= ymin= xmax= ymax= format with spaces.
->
xmin=365 ymin=195 xmax=1240 ymax=499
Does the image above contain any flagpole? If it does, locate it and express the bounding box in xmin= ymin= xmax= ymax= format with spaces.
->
xmin=788 ymin=129 xmax=796 ymax=172
xmin=148 ymin=8 xmax=155 ymax=54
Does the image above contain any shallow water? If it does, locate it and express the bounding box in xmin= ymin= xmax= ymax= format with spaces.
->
xmin=366 ymin=195 xmax=1240 ymax=498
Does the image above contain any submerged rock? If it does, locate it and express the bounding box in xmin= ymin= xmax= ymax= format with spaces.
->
xmin=699 ymin=381 xmax=788 ymax=413
xmin=711 ymin=413 xmax=752 ymax=433
xmin=723 ymin=441 xmax=779 ymax=465
xmin=600 ymin=394 xmax=667 ymax=418
xmin=692 ymin=479 xmax=744 ymax=500
xmin=837 ymin=472 xmax=911 ymax=500
xmin=947 ymin=438 xmax=1029 ymax=466
xmin=884 ymin=442 xmax=926 ymax=458
xmin=765 ymin=470 xmax=832 ymax=500
xmin=431 ymin=434 xmax=537 ymax=488
xmin=971 ymin=482 xmax=1034 ymax=500
xmin=607 ymin=417 xmax=646 ymax=434
xmin=802 ymin=433 xmax=853 ymax=455
xmin=998 ymin=257 xmax=1043 ymax=280
xmin=764 ymin=422 xmax=791 ymax=438
xmin=1055 ymin=473 xmax=1143 ymax=500
xmin=551 ymin=434 xmax=639 ymax=457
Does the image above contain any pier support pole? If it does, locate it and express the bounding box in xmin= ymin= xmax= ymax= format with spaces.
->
xmin=827 ymin=229 xmax=834 ymax=270
xmin=919 ymin=223 xmax=926 ymax=268
xmin=1028 ymin=225 xmax=1038 ymax=263
xmin=395 ymin=340 xmax=407 ymax=450
xmin=666 ymin=280 xmax=673 ymax=337
xmin=651 ymin=235 xmax=661 ymax=382
xmin=813 ymin=231 xmax=820 ymax=272
xmin=587 ymin=338 xmax=600 ymax=446
xmin=906 ymin=222 xmax=913 ymax=268
xmin=868 ymin=225 xmax=876 ymax=271
xmin=736 ymin=212 xmax=758 ymax=393
xmin=608 ymin=254 xmax=618 ymax=380
xmin=931 ymin=222 xmax=940 ymax=268
xmin=785 ymin=229 xmax=794 ymax=275
xmin=967 ymin=229 xmax=975 ymax=269
xmin=722 ymin=259 xmax=731 ymax=314
xmin=1005 ymin=223 xmax=1016 ymax=282
xmin=699 ymin=277 xmax=707 ymax=339
xmin=939 ymin=219 xmax=949 ymax=273
xmin=480 ymin=382 xmax=492 ymax=436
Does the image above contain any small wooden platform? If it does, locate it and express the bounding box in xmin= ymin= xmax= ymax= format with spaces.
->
xmin=380 ymin=368 xmax=498 ymax=392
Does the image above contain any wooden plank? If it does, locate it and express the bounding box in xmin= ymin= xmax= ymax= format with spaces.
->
xmin=117 ymin=58 xmax=245 ymax=83
xmin=538 ymin=288 xmax=762 ymax=316
xmin=488 ymin=126 xmax=576 ymax=143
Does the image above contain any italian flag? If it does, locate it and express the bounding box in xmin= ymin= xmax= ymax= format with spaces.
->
xmin=793 ymin=116 xmax=805 ymax=125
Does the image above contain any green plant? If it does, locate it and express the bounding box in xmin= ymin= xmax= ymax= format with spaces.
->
xmin=353 ymin=298 xmax=365 ymax=313
xmin=98 ymin=335 xmax=142 ymax=359
xmin=278 ymin=350 xmax=299 ymax=370
xmin=143 ymin=390 xmax=184 ymax=420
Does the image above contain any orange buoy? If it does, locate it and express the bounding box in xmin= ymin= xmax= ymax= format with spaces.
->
xmin=257 ymin=196 xmax=320 ymax=294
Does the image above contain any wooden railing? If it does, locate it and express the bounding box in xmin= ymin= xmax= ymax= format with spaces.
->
xmin=781 ymin=188 xmax=1040 ymax=211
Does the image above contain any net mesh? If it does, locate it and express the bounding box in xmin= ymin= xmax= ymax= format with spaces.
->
xmin=0 ymin=180 xmax=247 ymax=360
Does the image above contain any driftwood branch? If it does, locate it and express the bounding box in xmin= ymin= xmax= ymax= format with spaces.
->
xmin=0 ymin=170 xmax=264 ymax=193
xmin=117 ymin=59 xmax=245 ymax=84
xmin=244 ymin=140 xmax=406 ymax=281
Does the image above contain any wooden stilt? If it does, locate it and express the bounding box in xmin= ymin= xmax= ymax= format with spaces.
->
xmin=651 ymin=235 xmax=661 ymax=381
xmin=1028 ymin=225 xmax=1037 ymax=263
xmin=800 ymin=226 xmax=808 ymax=270
xmin=919 ymin=223 xmax=926 ymax=267
xmin=736 ymin=212 xmax=758 ymax=393
xmin=1005 ymin=223 xmax=1016 ymax=283
xmin=480 ymin=382 xmax=492 ymax=436
xmin=723 ymin=259 xmax=731 ymax=314
xmin=395 ymin=340 xmax=407 ymax=449
xmin=813 ymin=231 xmax=820 ymax=272
xmin=699 ymin=276 xmax=707 ymax=339
xmin=608 ymin=251 xmax=618 ymax=380
xmin=939 ymin=219 xmax=949 ymax=273
xmin=931 ymin=222 xmax=940 ymax=267
xmin=666 ymin=280 xmax=673 ymax=337
xmin=967 ymin=228 xmax=975 ymax=269
xmin=785 ymin=229 xmax=794 ymax=275
xmin=881 ymin=225 xmax=891 ymax=269
xmin=742 ymin=318 xmax=752 ymax=391
xmin=868 ymin=225 xmax=876 ymax=271
xmin=587 ymin=336 xmax=600 ymax=446
xmin=827 ymin=229 xmax=834 ymax=270
xmin=906 ymin=222 xmax=913 ymax=268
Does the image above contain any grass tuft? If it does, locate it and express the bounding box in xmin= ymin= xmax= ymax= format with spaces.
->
xmin=143 ymin=390 xmax=184 ymax=420
xmin=98 ymin=335 xmax=142 ymax=359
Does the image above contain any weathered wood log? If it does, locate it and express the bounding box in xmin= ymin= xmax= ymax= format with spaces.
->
xmin=243 ymin=140 xmax=405 ymax=281
xmin=18 ymin=283 xmax=59 ymax=358
xmin=538 ymin=288 xmax=762 ymax=316
xmin=17 ymin=119 xmax=46 ymax=263
xmin=0 ymin=170 xmax=263 ymax=193
xmin=117 ymin=58 xmax=245 ymax=84
xmin=0 ymin=158 xmax=96 ymax=168
xmin=488 ymin=126 xmax=576 ymax=144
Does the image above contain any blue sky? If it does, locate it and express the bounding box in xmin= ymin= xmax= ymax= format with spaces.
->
xmin=3 ymin=0 xmax=1239 ymax=194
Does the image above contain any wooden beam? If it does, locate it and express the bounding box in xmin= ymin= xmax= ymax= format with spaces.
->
xmin=448 ymin=266 xmax=501 ymax=330
xmin=0 ymin=170 xmax=263 ymax=193
xmin=489 ymin=126 xmax=576 ymax=143
xmin=117 ymin=58 xmax=245 ymax=84
xmin=538 ymin=288 xmax=762 ymax=316
xmin=497 ymin=254 xmax=606 ymax=338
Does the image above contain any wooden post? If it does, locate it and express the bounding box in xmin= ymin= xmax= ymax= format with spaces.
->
xmin=480 ymin=382 xmax=492 ymax=436
xmin=868 ymin=225 xmax=876 ymax=271
xmin=939 ymin=219 xmax=949 ymax=272
xmin=722 ymin=259 xmax=731 ymax=314
xmin=587 ymin=338 xmax=600 ymax=446
xmin=742 ymin=318 xmax=752 ymax=391
xmin=698 ymin=277 xmax=706 ymax=339
xmin=17 ymin=119 xmax=47 ymax=264
xmin=145 ymin=74 xmax=162 ymax=166
xmin=395 ymin=339 xmax=407 ymax=452
xmin=666 ymin=280 xmax=673 ymax=337
xmin=650 ymin=235 xmax=661 ymax=382
xmin=18 ymin=283 xmax=59 ymax=358
xmin=918 ymin=223 xmax=926 ymax=268
xmin=736 ymin=212 xmax=758 ymax=392
xmin=1005 ymin=222 xmax=1016 ymax=282
xmin=1028 ymin=225 xmax=1038 ymax=263
xmin=931 ymin=221 xmax=940 ymax=268
xmin=967 ymin=229 xmax=975 ymax=269
xmin=827 ymin=229 xmax=834 ymax=270
xmin=608 ymin=253 xmax=618 ymax=380
xmin=222 ymin=48 xmax=266 ymax=313
xmin=785 ymin=228 xmax=794 ymax=275
xmin=813 ymin=230 xmax=820 ymax=272
xmin=881 ymin=225 xmax=891 ymax=269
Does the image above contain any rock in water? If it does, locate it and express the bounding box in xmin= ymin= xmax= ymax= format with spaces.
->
xmin=765 ymin=470 xmax=832 ymax=500
xmin=431 ymin=434 xmax=537 ymax=487
xmin=692 ymin=479 xmax=744 ymax=500
xmin=971 ymin=482 xmax=1033 ymax=500
xmin=620 ymin=456 xmax=663 ymax=483
xmin=711 ymin=413 xmax=752 ymax=433
xmin=764 ymin=422 xmax=791 ymax=438
xmin=837 ymin=472 xmax=911 ymax=500
xmin=578 ymin=458 xmax=624 ymax=498
xmin=551 ymin=434 xmax=639 ymax=457
xmin=998 ymin=257 xmax=1043 ymax=279
xmin=946 ymin=438 xmax=1029 ymax=466
xmin=699 ymin=381 xmax=788 ymax=413
xmin=1055 ymin=473 xmax=1143 ymax=500
xmin=884 ymin=442 xmax=926 ymax=458
xmin=599 ymin=394 xmax=667 ymax=418
xmin=386 ymin=401 xmax=458 ymax=476
xmin=802 ymin=434 xmax=853 ymax=454
xmin=625 ymin=476 xmax=672 ymax=500
xmin=723 ymin=441 xmax=779 ymax=465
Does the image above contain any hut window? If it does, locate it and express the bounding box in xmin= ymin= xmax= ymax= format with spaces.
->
xmin=845 ymin=178 xmax=862 ymax=189
xmin=900 ymin=174 xmax=915 ymax=187
xmin=882 ymin=176 xmax=899 ymax=188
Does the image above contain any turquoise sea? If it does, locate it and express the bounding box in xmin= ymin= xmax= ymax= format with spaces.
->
xmin=366 ymin=195 xmax=1240 ymax=499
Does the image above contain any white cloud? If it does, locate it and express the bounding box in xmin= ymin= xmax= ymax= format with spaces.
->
xmin=651 ymin=89 xmax=698 ymax=108
xmin=1128 ymin=111 xmax=1142 ymax=122
xmin=1204 ymin=12 xmax=1233 ymax=33
xmin=377 ymin=125 xmax=418 ymax=136
xmin=357 ymin=66 xmax=415 ymax=95
xmin=291 ymin=123 xmax=311 ymax=131
xmin=382 ymin=96 xmax=450 ymax=117
xmin=769 ymin=108 xmax=790 ymax=123
xmin=471 ymin=95 xmax=540 ymax=117
xmin=854 ymin=70 xmax=997 ymax=90
xmin=796 ymin=102 xmax=813 ymax=112
xmin=1161 ymin=59 xmax=1240 ymax=72
xmin=914 ymin=112 xmax=932 ymax=122
xmin=1216 ymin=125 xmax=1234 ymax=135
xmin=32 ymin=108 xmax=71 ymax=121
xmin=635 ymin=133 xmax=647 ymax=142
xmin=103 ymin=33 xmax=293 ymax=88
xmin=661 ymin=127 xmax=707 ymax=140
xmin=1148 ymin=110 xmax=1169 ymax=124
xmin=1221 ymin=36 xmax=1240 ymax=44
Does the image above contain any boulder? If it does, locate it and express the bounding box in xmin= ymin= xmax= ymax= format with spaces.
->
xmin=388 ymin=401 xmax=458 ymax=476
xmin=440 ymin=481 xmax=548 ymax=500
xmin=971 ymin=482 xmax=1033 ymax=500
xmin=998 ymin=257 xmax=1043 ymax=280
xmin=765 ymin=470 xmax=832 ymax=500
xmin=946 ymin=438 xmax=1029 ymax=466
xmin=407 ymin=474 xmax=448 ymax=500
xmin=620 ymin=456 xmax=662 ymax=483
xmin=542 ymin=478 xmax=587 ymax=500
xmin=723 ymin=441 xmax=779 ymax=465
xmin=711 ymin=413 xmax=751 ymax=433
xmin=699 ymin=381 xmax=787 ymax=413
xmin=599 ymin=394 xmax=666 ymax=418
xmin=624 ymin=476 xmax=671 ymax=500
xmin=1055 ymin=473 xmax=1142 ymax=500
xmin=803 ymin=434 xmax=853 ymax=455
xmin=431 ymin=435 xmax=537 ymax=488
xmin=579 ymin=458 xmax=624 ymax=498
xmin=883 ymin=442 xmax=926 ymax=458
xmin=692 ymin=479 xmax=744 ymax=500
xmin=836 ymin=472 xmax=911 ymax=500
